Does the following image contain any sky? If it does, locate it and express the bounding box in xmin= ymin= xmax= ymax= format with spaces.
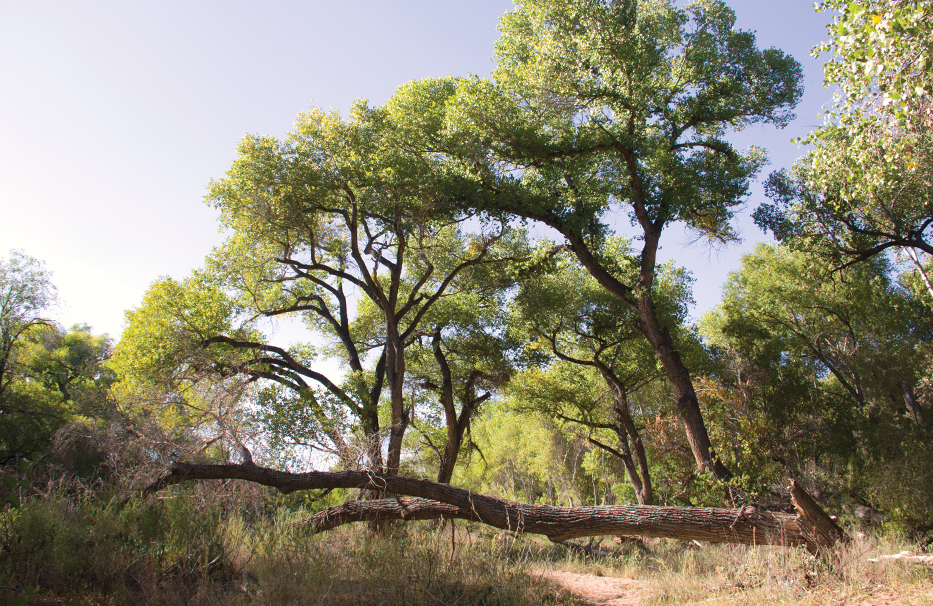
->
xmin=0 ymin=0 xmax=834 ymax=341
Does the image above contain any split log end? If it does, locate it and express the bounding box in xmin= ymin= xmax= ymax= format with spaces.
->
xmin=790 ymin=480 xmax=849 ymax=554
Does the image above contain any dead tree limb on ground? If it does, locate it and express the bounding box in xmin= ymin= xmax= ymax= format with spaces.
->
xmin=868 ymin=551 xmax=933 ymax=565
xmin=146 ymin=461 xmax=842 ymax=551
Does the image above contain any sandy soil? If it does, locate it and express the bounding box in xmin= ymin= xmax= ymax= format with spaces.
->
xmin=538 ymin=570 xmax=647 ymax=606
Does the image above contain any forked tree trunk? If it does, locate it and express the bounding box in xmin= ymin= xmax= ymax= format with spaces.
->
xmin=433 ymin=338 xmax=490 ymax=484
xmin=146 ymin=461 xmax=842 ymax=552
xmin=595 ymin=366 xmax=653 ymax=505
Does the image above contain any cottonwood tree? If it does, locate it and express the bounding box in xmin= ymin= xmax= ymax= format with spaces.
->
xmin=507 ymin=241 xmax=694 ymax=504
xmin=129 ymin=0 xmax=851 ymax=550
xmin=703 ymin=243 xmax=933 ymax=528
xmin=432 ymin=0 xmax=802 ymax=478
xmin=712 ymin=244 xmax=929 ymax=420
xmin=756 ymin=1 xmax=933 ymax=297
xmin=120 ymin=83 xmax=528 ymax=476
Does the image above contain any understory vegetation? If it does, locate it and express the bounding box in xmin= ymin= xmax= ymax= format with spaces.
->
xmin=2 ymin=474 xmax=931 ymax=605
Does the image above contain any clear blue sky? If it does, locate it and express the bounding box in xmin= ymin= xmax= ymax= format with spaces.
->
xmin=0 ymin=1 xmax=833 ymax=338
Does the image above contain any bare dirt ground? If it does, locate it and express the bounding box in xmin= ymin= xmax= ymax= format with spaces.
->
xmin=536 ymin=570 xmax=933 ymax=606
xmin=538 ymin=570 xmax=648 ymax=606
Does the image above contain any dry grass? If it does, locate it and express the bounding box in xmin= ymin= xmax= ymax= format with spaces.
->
xmin=1 ymin=485 xmax=931 ymax=605
xmin=632 ymin=535 xmax=933 ymax=605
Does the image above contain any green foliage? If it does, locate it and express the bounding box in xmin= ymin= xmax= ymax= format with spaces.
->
xmin=0 ymin=251 xmax=59 ymax=463
xmin=454 ymin=401 xmax=605 ymax=506
xmin=701 ymin=243 xmax=933 ymax=529
xmin=756 ymin=1 xmax=933 ymax=283
xmin=1 ymin=460 xmax=33 ymax=510
xmin=818 ymin=0 xmax=932 ymax=129
xmin=445 ymin=0 xmax=802 ymax=248
xmin=112 ymin=275 xmax=252 ymax=390
xmin=0 ymin=321 xmax=112 ymax=464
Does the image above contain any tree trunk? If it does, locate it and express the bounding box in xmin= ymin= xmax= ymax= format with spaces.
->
xmin=790 ymin=479 xmax=849 ymax=554
xmin=432 ymin=335 xmax=490 ymax=485
xmin=434 ymin=333 xmax=459 ymax=484
xmin=596 ymin=366 xmax=653 ymax=505
xmin=634 ymin=293 xmax=731 ymax=480
xmin=561 ymin=227 xmax=730 ymax=481
xmin=384 ymin=327 xmax=408 ymax=476
xmin=305 ymin=497 xmax=803 ymax=546
xmin=146 ymin=461 xmax=840 ymax=551
xmin=614 ymin=393 xmax=653 ymax=505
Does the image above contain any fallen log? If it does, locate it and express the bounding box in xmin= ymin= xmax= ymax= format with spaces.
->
xmin=145 ymin=461 xmax=834 ymax=549
xmin=304 ymin=495 xmax=804 ymax=546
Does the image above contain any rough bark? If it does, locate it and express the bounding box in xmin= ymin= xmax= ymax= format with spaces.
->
xmin=145 ymin=462 xmax=832 ymax=549
xmin=790 ymin=480 xmax=849 ymax=553
xmin=633 ymin=292 xmax=731 ymax=481
xmin=304 ymin=496 xmax=803 ymax=546
xmin=433 ymin=333 xmax=460 ymax=485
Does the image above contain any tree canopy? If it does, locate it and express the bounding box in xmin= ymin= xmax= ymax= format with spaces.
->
xmin=429 ymin=0 xmax=803 ymax=478
xmin=755 ymin=0 xmax=933 ymax=297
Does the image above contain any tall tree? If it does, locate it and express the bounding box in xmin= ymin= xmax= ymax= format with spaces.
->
xmin=437 ymin=0 xmax=803 ymax=478
xmin=0 ymin=251 xmax=70 ymax=463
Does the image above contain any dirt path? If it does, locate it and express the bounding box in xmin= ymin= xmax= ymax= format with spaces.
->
xmin=538 ymin=570 xmax=647 ymax=606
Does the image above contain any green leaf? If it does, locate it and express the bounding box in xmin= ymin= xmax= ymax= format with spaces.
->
xmin=1 ymin=474 xmax=16 ymax=490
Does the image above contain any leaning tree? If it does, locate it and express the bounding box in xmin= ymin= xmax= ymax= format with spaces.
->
xmin=433 ymin=0 xmax=803 ymax=478
xmin=507 ymin=239 xmax=696 ymax=505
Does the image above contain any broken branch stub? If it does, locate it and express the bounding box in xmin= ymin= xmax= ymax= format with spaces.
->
xmin=790 ymin=480 xmax=849 ymax=553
